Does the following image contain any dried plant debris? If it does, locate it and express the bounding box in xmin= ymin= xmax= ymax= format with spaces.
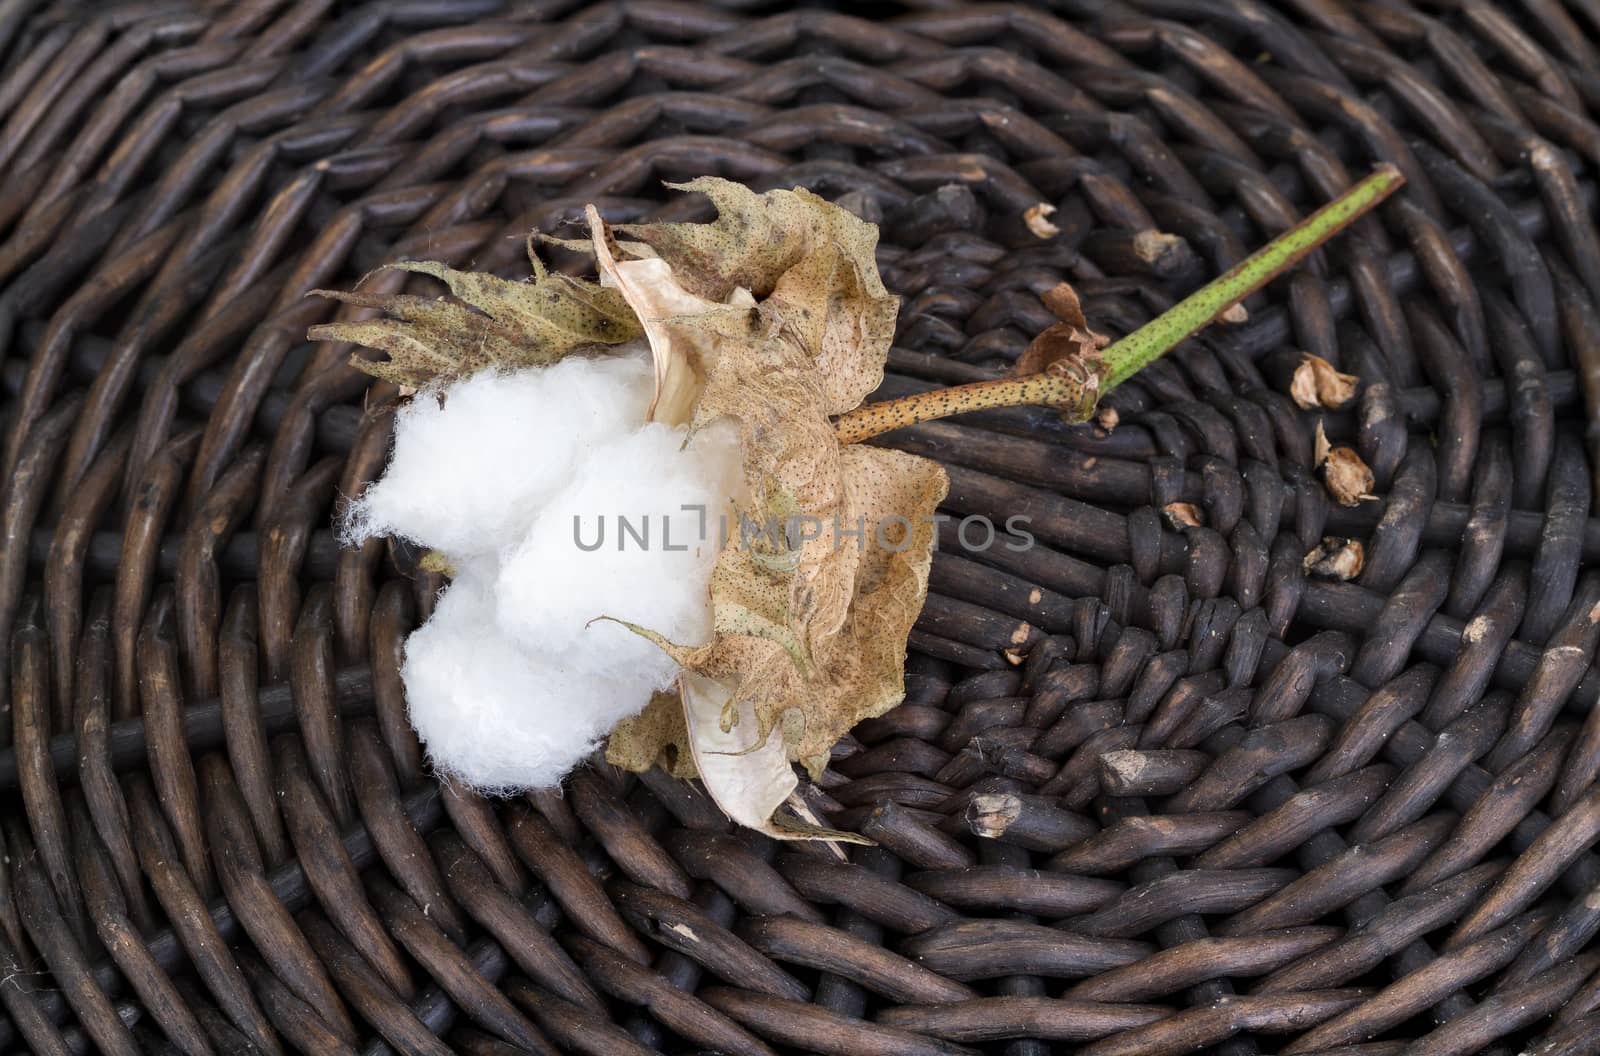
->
xmin=1134 ymin=230 xmax=1185 ymax=266
xmin=1290 ymin=353 xmax=1359 ymax=410
xmin=309 ymin=247 xmax=642 ymax=388
xmin=1024 ymin=202 xmax=1060 ymax=239
xmin=1163 ymin=502 xmax=1204 ymax=529
xmin=1315 ymin=421 xmax=1377 ymax=506
xmin=311 ymin=178 xmax=946 ymax=839
xmin=1304 ymin=536 xmax=1366 ymax=581
xmin=1017 ymin=280 xmax=1107 ymax=392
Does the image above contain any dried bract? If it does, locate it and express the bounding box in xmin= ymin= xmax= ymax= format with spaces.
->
xmin=309 ymin=247 xmax=641 ymax=388
xmin=1013 ymin=282 xmax=1110 ymax=422
xmin=585 ymin=180 xmax=947 ymax=836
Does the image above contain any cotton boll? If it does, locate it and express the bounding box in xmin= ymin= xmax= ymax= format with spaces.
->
xmin=402 ymin=568 xmax=661 ymax=790
xmin=495 ymin=418 xmax=744 ymax=689
xmin=343 ymin=350 xmax=654 ymax=560
xmin=360 ymin=353 xmax=747 ymax=792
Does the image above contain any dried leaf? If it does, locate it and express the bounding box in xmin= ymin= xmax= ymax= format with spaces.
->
xmin=608 ymin=445 xmax=948 ymax=789
xmin=606 ymin=691 xmax=695 ymax=777
xmin=308 ymin=248 xmax=641 ymax=388
xmin=418 ymin=551 xmax=456 ymax=577
xmin=1291 ymin=353 xmax=1359 ymax=410
xmin=1322 ymin=448 xmax=1376 ymax=506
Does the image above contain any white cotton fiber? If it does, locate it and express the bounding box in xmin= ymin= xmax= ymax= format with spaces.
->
xmin=342 ymin=350 xmax=654 ymax=561
xmin=401 ymin=569 xmax=663 ymax=790
xmin=496 ymin=418 xmax=744 ymax=690
xmin=371 ymin=353 xmax=747 ymax=791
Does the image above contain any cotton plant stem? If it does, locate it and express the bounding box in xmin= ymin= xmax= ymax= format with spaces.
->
xmin=834 ymin=163 xmax=1406 ymax=445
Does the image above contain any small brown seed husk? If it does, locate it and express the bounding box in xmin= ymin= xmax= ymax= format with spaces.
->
xmin=1163 ymin=502 xmax=1204 ymax=529
xmin=1133 ymin=229 xmax=1183 ymax=263
xmin=1025 ymin=202 xmax=1060 ymax=239
xmin=1314 ymin=421 xmax=1376 ymax=506
xmin=1304 ymin=537 xmax=1365 ymax=581
xmin=1290 ymin=353 xmax=1359 ymax=410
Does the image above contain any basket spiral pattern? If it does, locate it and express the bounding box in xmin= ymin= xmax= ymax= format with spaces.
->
xmin=4 ymin=1 xmax=1600 ymax=1053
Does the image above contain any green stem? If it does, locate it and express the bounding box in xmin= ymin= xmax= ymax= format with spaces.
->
xmin=1101 ymin=163 xmax=1403 ymax=387
xmin=835 ymin=164 xmax=1405 ymax=445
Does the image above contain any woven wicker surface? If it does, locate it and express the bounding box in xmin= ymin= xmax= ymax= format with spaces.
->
xmin=3 ymin=0 xmax=1600 ymax=1053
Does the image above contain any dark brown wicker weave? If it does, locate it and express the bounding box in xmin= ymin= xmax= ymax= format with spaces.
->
xmin=3 ymin=0 xmax=1600 ymax=1053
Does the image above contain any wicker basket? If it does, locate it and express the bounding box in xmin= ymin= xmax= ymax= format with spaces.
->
xmin=3 ymin=1 xmax=1600 ymax=1053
